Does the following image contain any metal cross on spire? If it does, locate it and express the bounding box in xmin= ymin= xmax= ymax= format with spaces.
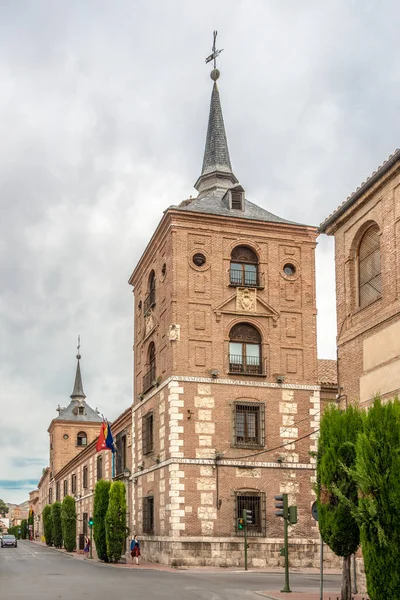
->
xmin=205 ymin=30 xmax=223 ymax=68
xmin=77 ymin=335 xmax=81 ymax=360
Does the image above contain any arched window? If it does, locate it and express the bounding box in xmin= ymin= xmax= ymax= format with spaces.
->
xmin=144 ymin=270 xmax=156 ymax=314
xmin=358 ymin=224 xmax=381 ymax=308
xmin=143 ymin=342 xmax=156 ymax=393
xmin=77 ymin=431 xmax=87 ymax=447
xmin=96 ymin=455 xmax=102 ymax=481
xmin=230 ymin=246 xmax=259 ymax=287
xmin=229 ymin=323 xmax=262 ymax=375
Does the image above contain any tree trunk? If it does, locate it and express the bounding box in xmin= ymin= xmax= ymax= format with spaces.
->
xmin=341 ymin=554 xmax=352 ymax=600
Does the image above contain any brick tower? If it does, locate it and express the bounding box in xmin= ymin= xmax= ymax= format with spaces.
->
xmin=129 ymin=62 xmax=322 ymax=567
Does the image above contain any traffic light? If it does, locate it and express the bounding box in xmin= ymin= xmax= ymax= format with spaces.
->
xmin=237 ymin=518 xmax=244 ymax=530
xmin=288 ymin=505 xmax=298 ymax=525
xmin=244 ymin=510 xmax=253 ymax=525
xmin=274 ymin=494 xmax=288 ymax=519
xmin=88 ymin=516 xmax=94 ymax=528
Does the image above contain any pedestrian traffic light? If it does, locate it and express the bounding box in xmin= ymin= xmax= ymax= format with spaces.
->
xmin=244 ymin=510 xmax=253 ymax=525
xmin=274 ymin=494 xmax=288 ymax=519
xmin=88 ymin=516 xmax=94 ymax=528
xmin=237 ymin=518 xmax=244 ymax=530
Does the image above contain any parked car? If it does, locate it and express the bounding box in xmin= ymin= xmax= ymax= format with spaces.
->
xmin=1 ymin=535 xmax=17 ymax=548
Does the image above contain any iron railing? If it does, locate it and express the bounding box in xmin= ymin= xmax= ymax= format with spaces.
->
xmin=142 ymin=365 xmax=156 ymax=394
xmin=229 ymin=269 xmax=264 ymax=288
xmin=229 ymin=354 xmax=262 ymax=375
xmin=144 ymin=288 xmax=156 ymax=315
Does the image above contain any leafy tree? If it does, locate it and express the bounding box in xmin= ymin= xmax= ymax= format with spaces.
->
xmin=42 ymin=505 xmax=53 ymax=546
xmin=105 ymin=481 xmax=126 ymax=563
xmin=317 ymin=404 xmax=363 ymax=600
xmin=61 ymin=495 xmax=76 ymax=552
xmin=8 ymin=525 xmax=19 ymax=537
xmin=354 ymin=398 xmax=400 ymax=600
xmin=93 ymin=479 xmax=111 ymax=562
xmin=20 ymin=519 xmax=28 ymax=539
xmin=51 ymin=502 xmax=63 ymax=548
xmin=0 ymin=499 xmax=9 ymax=516
xmin=28 ymin=510 xmax=34 ymax=538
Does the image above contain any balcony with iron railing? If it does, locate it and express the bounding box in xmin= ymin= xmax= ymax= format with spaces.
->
xmin=228 ymin=269 xmax=264 ymax=288
xmin=229 ymin=354 xmax=264 ymax=375
xmin=144 ymin=288 xmax=156 ymax=315
xmin=142 ymin=365 xmax=156 ymax=394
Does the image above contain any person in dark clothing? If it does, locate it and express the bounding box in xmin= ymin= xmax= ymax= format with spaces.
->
xmin=130 ymin=535 xmax=140 ymax=565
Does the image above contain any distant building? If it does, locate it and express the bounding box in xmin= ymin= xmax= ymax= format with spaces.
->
xmin=320 ymin=149 xmax=400 ymax=407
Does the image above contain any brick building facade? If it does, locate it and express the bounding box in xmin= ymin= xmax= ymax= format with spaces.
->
xmin=128 ymin=68 xmax=330 ymax=567
xmin=320 ymin=149 xmax=400 ymax=407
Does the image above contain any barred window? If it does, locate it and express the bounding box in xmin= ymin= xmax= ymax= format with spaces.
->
xmin=83 ymin=465 xmax=88 ymax=489
xmin=97 ymin=455 xmax=103 ymax=481
xmin=63 ymin=479 xmax=68 ymax=497
xmin=142 ymin=412 xmax=154 ymax=455
xmin=143 ymin=496 xmax=154 ymax=534
xmin=77 ymin=431 xmax=87 ymax=447
xmin=71 ymin=474 xmax=77 ymax=494
xmin=358 ymin=224 xmax=381 ymax=308
xmin=235 ymin=491 xmax=265 ymax=536
xmin=56 ymin=482 xmax=60 ymax=501
xmin=233 ymin=401 xmax=265 ymax=447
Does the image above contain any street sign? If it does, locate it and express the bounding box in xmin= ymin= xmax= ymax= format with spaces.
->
xmin=311 ymin=501 xmax=318 ymax=521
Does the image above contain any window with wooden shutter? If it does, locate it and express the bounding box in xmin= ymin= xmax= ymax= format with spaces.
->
xmin=358 ymin=224 xmax=381 ymax=308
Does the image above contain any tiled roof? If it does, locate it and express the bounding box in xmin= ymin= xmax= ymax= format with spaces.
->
xmin=318 ymin=359 xmax=337 ymax=385
xmin=201 ymin=81 xmax=233 ymax=177
xmin=319 ymin=149 xmax=400 ymax=232
xmin=172 ymin=189 xmax=309 ymax=227
xmin=55 ymin=400 xmax=102 ymax=422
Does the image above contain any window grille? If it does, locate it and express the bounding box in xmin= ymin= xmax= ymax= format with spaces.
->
xmin=358 ymin=224 xmax=381 ymax=308
xmin=230 ymin=245 xmax=259 ymax=287
xmin=144 ymin=270 xmax=156 ymax=315
xmin=71 ymin=474 xmax=77 ymax=494
xmin=235 ymin=491 xmax=266 ymax=536
xmin=115 ymin=433 xmax=127 ymax=476
xmin=83 ymin=465 xmax=88 ymax=489
xmin=63 ymin=480 xmax=68 ymax=497
xmin=233 ymin=401 xmax=265 ymax=448
xmin=229 ymin=323 xmax=262 ymax=375
xmin=143 ymin=496 xmax=154 ymax=534
xmin=97 ymin=455 xmax=103 ymax=481
xmin=83 ymin=513 xmax=88 ymax=536
xmin=56 ymin=482 xmax=60 ymax=501
xmin=142 ymin=413 xmax=154 ymax=455
xmin=77 ymin=431 xmax=87 ymax=447
xmin=143 ymin=342 xmax=156 ymax=393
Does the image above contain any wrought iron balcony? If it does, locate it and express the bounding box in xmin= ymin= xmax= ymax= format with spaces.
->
xmin=228 ymin=269 xmax=264 ymax=288
xmin=229 ymin=354 xmax=263 ymax=375
xmin=143 ymin=288 xmax=156 ymax=315
xmin=142 ymin=365 xmax=156 ymax=394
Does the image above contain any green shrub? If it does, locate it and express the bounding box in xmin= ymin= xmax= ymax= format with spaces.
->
xmin=20 ymin=519 xmax=28 ymax=539
xmin=105 ymin=481 xmax=126 ymax=563
xmin=51 ymin=502 xmax=63 ymax=548
xmin=93 ymin=479 xmax=111 ymax=562
xmin=61 ymin=495 xmax=76 ymax=552
xmin=42 ymin=505 xmax=53 ymax=546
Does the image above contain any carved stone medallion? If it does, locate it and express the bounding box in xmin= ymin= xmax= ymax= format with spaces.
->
xmin=236 ymin=288 xmax=256 ymax=312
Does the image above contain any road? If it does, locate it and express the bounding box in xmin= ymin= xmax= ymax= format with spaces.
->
xmin=0 ymin=540 xmax=342 ymax=600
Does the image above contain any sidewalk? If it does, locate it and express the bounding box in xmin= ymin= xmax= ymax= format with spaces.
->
xmin=258 ymin=593 xmax=369 ymax=600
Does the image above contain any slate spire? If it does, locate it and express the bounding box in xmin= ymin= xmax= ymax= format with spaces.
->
xmin=194 ymin=69 xmax=238 ymax=196
xmin=70 ymin=337 xmax=86 ymax=400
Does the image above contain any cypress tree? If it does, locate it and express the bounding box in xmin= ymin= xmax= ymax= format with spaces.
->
xmin=93 ymin=479 xmax=111 ymax=562
xmin=61 ymin=495 xmax=76 ymax=552
xmin=105 ymin=481 xmax=126 ymax=563
xmin=51 ymin=501 xmax=63 ymax=548
xmin=20 ymin=519 xmax=27 ymax=539
xmin=42 ymin=504 xmax=53 ymax=546
xmin=354 ymin=397 xmax=400 ymax=600
xmin=317 ymin=404 xmax=363 ymax=600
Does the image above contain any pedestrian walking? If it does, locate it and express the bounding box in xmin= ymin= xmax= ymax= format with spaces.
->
xmin=130 ymin=535 xmax=140 ymax=565
xmin=84 ymin=535 xmax=90 ymax=558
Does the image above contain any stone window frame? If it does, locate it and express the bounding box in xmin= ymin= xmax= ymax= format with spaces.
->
xmin=142 ymin=412 xmax=154 ymax=456
xmin=82 ymin=465 xmax=88 ymax=489
xmin=143 ymin=494 xmax=155 ymax=534
xmin=234 ymin=490 xmax=266 ymax=537
xmin=71 ymin=474 xmax=77 ymax=494
xmin=232 ymin=401 xmax=265 ymax=448
xmin=96 ymin=455 xmax=103 ymax=481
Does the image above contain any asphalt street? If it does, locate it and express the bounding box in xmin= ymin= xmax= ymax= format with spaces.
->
xmin=0 ymin=540 xmax=342 ymax=600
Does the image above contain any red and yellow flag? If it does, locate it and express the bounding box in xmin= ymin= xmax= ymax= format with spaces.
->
xmin=96 ymin=421 xmax=108 ymax=452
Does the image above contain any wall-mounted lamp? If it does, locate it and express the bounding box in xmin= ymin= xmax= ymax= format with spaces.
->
xmin=123 ymin=467 xmax=131 ymax=479
xmin=276 ymin=374 xmax=285 ymax=384
xmin=133 ymin=477 xmax=138 ymax=485
xmin=210 ymin=369 xmax=219 ymax=379
xmin=139 ymin=461 xmax=145 ymax=471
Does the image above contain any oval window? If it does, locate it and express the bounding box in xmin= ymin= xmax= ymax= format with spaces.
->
xmin=283 ymin=263 xmax=296 ymax=277
xmin=193 ymin=253 xmax=206 ymax=267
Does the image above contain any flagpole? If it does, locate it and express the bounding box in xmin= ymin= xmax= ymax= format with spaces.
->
xmin=112 ymin=451 xmax=115 ymax=478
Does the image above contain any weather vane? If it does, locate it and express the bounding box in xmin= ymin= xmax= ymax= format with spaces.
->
xmin=205 ymin=30 xmax=223 ymax=69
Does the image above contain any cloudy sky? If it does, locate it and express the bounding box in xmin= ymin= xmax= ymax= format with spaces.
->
xmin=1 ymin=0 xmax=399 ymax=504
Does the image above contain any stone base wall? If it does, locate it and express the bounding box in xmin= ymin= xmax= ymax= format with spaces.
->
xmin=139 ymin=536 xmax=342 ymax=569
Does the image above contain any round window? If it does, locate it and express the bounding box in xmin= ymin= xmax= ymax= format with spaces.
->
xmin=193 ymin=253 xmax=206 ymax=267
xmin=283 ymin=263 xmax=296 ymax=277
xmin=63 ymin=434 xmax=69 ymax=440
